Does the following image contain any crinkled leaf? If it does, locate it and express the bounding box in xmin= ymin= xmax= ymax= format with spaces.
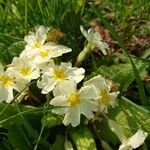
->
xmin=69 ymin=126 xmax=96 ymax=150
xmin=96 ymin=97 xmax=150 ymax=145
xmin=108 ymin=96 xmax=150 ymax=137
xmin=86 ymin=61 xmax=148 ymax=92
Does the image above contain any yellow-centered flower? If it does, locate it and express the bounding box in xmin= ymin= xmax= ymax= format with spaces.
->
xmin=39 ymin=49 xmax=49 ymax=58
xmin=84 ymin=75 xmax=119 ymax=113
xmin=37 ymin=62 xmax=85 ymax=94
xmin=68 ymin=92 xmax=80 ymax=106
xmin=50 ymin=80 xmax=97 ymax=127
xmin=53 ymin=68 xmax=66 ymax=82
xmin=32 ymin=42 xmax=42 ymax=48
xmin=0 ymin=75 xmax=13 ymax=86
xmin=20 ymin=67 xmax=31 ymax=77
xmin=100 ymin=90 xmax=110 ymax=105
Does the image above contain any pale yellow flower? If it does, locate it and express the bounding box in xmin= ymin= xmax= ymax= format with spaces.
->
xmin=84 ymin=75 xmax=119 ymax=113
xmin=50 ymin=80 xmax=97 ymax=127
xmin=37 ymin=62 xmax=85 ymax=94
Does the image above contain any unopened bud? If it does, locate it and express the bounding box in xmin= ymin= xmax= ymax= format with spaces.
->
xmin=76 ymin=43 xmax=91 ymax=66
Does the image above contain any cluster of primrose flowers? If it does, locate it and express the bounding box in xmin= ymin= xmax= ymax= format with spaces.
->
xmin=0 ymin=25 xmax=148 ymax=150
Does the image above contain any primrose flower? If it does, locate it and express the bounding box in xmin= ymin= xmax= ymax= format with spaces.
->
xmin=108 ymin=119 xmax=148 ymax=150
xmin=119 ymin=129 xmax=148 ymax=150
xmin=50 ymin=80 xmax=97 ymax=127
xmin=37 ymin=62 xmax=85 ymax=94
xmin=7 ymin=57 xmax=40 ymax=83
xmin=20 ymin=26 xmax=72 ymax=60
xmin=32 ymin=42 xmax=72 ymax=68
xmin=0 ymin=64 xmax=15 ymax=103
xmin=80 ymin=25 xmax=109 ymax=55
xmin=84 ymin=75 xmax=119 ymax=113
xmin=20 ymin=25 xmax=48 ymax=57
xmin=118 ymin=130 xmax=148 ymax=150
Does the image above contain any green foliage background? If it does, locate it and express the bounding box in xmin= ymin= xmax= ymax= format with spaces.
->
xmin=0 ymin=0 xmax=150 ymax=149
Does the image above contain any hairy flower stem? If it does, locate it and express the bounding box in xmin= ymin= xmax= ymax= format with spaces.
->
xmin=75 ymin=43 xmax=92 ymax=66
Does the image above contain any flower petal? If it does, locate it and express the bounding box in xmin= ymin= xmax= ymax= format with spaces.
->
xmin=24 ymin=33 xmax=36 ymax=45
xmin=51 ymin=107 xmax=67 ymax=115
xmin=50 ymin=96 xmax=68 ymax=106
xmin=78 ymin=86 xmax=97 ymax=100
xmin=108 ymin=92 xmax=119 ymax=107
xmin=59 ymin=80 xmax=77 ymax=96
xmin=71 ymin=68 xmax=85 ymax=83
xmin=37 ymin=76 xmax=56 ymax=94
xmin=80 ymin=100 xmax=96 ymax=119
xmin=63 ymin=109 xmax=71 ymax=126
xmin=127 ymin=129 xmax=148 ymax=149
xmin=70 ymin=106 xmax=80 ymax=127
xmin=80 ymin=25 xmax=88 ymax=38
xmin=0 ymin=86 xmax=13 ymax=103
xmin=36 ymin=26 xmax=47 ymax=45
xmin=84 ymin=75 xmax=110 ymax=92
xmin=63 ymin=106 xmax=80 ymax=127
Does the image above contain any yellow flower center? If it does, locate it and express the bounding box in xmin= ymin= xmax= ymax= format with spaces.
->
xmin=53 ymin=68 xmax=66 ymax=81
xmin=33 ymin=42 xmax=42 ymax=48
xmin=20 ymin=67 xmax=31 ymax=77
xmin=40 ymin=49 xmax=49 ymax=58
xmin=100 ymin=90 xmax=110 ymax=105
xmin=68 ymin=92 xmax=80 ymax=106
xmin=0 ymin=75 xmax=13 ymax=86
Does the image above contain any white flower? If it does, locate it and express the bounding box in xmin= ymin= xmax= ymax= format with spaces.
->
xmin=20 ymin=26 xmax=47 ymax=57
xmin=20 ymin=26 xmax=72 ymax=61
xmin=31 ymin=42 xmax=72 ymax=69
xmin=37 ymin=62 xmax=85 ymax=94
xmin=118 ymin=129 xmax=148 ymax=150
xmin=108 ymin=119 xmax=148 ymax=150
xmin=14 ymin=79 xmax=29 ymax=95
xmin=50 ymin=80 xmax=97 ymax=127
xmin=84 ymin=75 xmax=119 ymax=113
xmin=0 ymin=64 xmax=15 ymax=103
xmin=80 ymin=25 xmax=109 ymax=55
xmin=7 ymin=57 xmax=40 ymax=83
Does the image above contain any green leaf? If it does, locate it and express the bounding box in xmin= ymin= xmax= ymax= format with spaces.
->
xmin=108 ymin=96 xmax=150 ymax=137
xmin=42 ymin=112 xmax=62 ymax=128
xmin=95 ymin=120 xmax=119 ymax=145
xmin=0 ymin=103 xmax=22 ymax=128
xmin=8 ymin=124 xmax=32 ymax=150
xmin=86 ymin=61 xmax=147 ymax=93
xmin=0 ymin=103 xmax=52 ymax=149
xmin=0 ymin=41 xmax=25 ymax=64
xmin=69 ymin=126 xmax=97 ymax=150
xmin=96 ymin=97 xmax=150 ymax=145
xmin=52 ymin=135 xmax=65 ymax=150
xmin=0 ymin=103 xmax=43 ymax=128
xmin=0 ymin=141 xmax=12 ymax=150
